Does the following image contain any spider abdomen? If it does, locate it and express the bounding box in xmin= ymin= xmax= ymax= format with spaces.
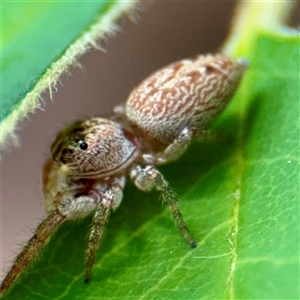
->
xmin=125 ymin=54 xmax=247 ymax=144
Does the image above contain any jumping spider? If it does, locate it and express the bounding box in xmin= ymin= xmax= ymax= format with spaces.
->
xmin=0 ymin=54 xmax=247 ymax=297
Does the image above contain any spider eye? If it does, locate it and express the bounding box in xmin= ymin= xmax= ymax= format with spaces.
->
xmin=62 ymin=148 xmax=73 ymax=155
xmin=79 ymin=141 xmax=88 ymax=150
xmin=60 ymin=148 xmax=73 ymax=164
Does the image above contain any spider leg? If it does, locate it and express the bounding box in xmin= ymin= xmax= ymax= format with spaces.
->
xmin=162 ymin=127 xmax=224 ymax=161
xmin=142 ymin=127 xmax=193 ymax=165
xmin=194 ymin=129 xmax=224 ymax=142
xmin=130 ymin=165 xmax=196 ymax=248
xmin=85 ymin=186 xmax=123 ymax=283
xmin=162 ymin=127 xmax=193 ymax=162
xmin=0 ymin=178 xmax=110 ymax=297
xmin=0 ymin=210 xmax=66 ymax=298
xmin=142 ymin=127 xmax=224 ymax=166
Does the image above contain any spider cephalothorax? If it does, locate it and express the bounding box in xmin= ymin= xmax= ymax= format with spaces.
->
xmin=0 ymin=53 xmax=247 ymax=297
xmin=51 ymin=118 xmax=139 ymax=178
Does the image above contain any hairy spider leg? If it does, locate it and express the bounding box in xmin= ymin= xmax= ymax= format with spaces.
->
xmin=85 ymin=206 xmax=111 ymax=283
xmin=141 ymin=127 xmax=193 ymax=165
xmin=85 ymin=186 xmax=123 ymax=283
xmin=0 ymin=174 xmax=124 ymax=297
xmin=130 ymin=165 xmax=196 ymax=248
xmin=0 ymin=211 xmax=66 ymax=298
xmin=141 ymin=126 xmax=222 ymax=166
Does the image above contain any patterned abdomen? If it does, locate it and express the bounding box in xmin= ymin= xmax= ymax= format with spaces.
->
xmin=125 ymin=54 xmax=247 ymax=144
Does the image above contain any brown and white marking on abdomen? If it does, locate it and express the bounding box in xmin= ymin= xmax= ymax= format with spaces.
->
xmin=126 ymin=54 xmax=247 ymax=144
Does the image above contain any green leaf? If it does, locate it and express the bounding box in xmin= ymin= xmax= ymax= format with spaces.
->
xmin=2 ymin=2 xmax=299 ymax=300
xmin=225 ymin=33 xmax=299 ymax=299
xmin=1 ymin=0 xmax=137 ymax=149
